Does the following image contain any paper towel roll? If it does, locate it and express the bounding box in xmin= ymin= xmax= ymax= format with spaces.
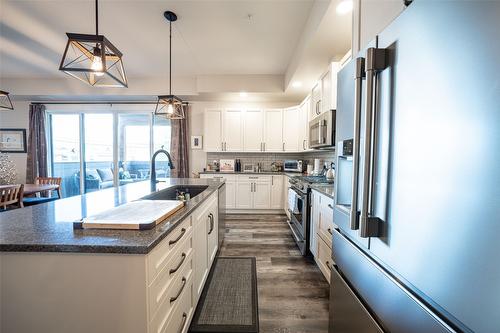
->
xmin=314 ymin=159 xmax=321 ymax=175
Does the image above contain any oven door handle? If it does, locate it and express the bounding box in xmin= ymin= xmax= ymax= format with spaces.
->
xmin=287 ymin=219 xmax=304 ymax=243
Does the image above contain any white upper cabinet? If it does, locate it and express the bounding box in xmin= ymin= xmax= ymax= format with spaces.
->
xmin=321 ymin=69 xmax=332 ymax=114
xmin=283 ymin=107 xmax=299 ymax=152
xmin=311 ymin=83 xmax=321 ymax=119
xmin=263 ymin=109 xmax=283 ymax=152
xmin=299 ymin=96 xmax=311 ymax=151
xmin=243 ymin=109 xmax=264 ymax=152
xmin=204 ymin=109 xmax=223 ymax=152
xmin=223 ymin=109 xmax=244 ymax=152
xmin=310 ymin=62 xmax=341 ymax=119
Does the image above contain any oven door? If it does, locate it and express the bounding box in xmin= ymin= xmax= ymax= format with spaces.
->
xmin=287 ymin=187 xmax=308 ymax=254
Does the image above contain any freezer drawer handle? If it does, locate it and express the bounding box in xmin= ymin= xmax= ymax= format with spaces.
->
xmin=359 ymin=48 xmax=387 ymax=238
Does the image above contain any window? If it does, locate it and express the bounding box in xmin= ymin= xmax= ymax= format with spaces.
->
xmin=48 ymin=111 xmax=171 ymax=198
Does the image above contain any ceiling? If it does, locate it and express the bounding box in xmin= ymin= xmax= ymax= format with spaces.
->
xmin=0 ymin=0 xmax=351 ymax=102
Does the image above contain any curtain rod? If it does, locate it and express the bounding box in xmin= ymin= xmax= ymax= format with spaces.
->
xmin=30 ymin=101 xmax=159 ymax=105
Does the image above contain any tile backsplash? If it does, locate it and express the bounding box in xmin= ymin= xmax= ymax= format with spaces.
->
xmin=206 ymin=150 xmax=335 ymax=172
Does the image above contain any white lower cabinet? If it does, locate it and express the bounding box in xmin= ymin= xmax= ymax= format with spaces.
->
xmin=235 ymin=180 xmax=253 ymax=209
xmin=311 ymin=189 xmax=335 ymax=283
xmin=253 ymin=180 xmax=271 ymax=209
xmin=200 ymin=174 xmax=236 ymax=209
xmin=270 ymin=175 xmax=283 ymax=210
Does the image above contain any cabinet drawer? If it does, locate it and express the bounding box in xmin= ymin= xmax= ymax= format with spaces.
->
xmin=200 ymin=174 xmax=236 ymax=181
xmin=238 ymin=175 xmax=271 ymax=182
xmin=149 ymin=261 xmax=194 ymax=333
xmin=317 ymin=237 xmax=334 ymax=283
xmin=148 ymin=232 xmax=193 ymax=318
xmin=163 ymin=276 xmax=194 ymax=333
xmin=318 ymin=205 xmax=334 ymax=247
xmin=147 ymin=217 xmax=193 ymax=284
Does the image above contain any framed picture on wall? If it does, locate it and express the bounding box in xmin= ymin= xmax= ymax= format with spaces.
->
xmin=0 ymin=128 xmax=27 ymax=153
xmin=191 ymin=135 xmax=203 ymax=150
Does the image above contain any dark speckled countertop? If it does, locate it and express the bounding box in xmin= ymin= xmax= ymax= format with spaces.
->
xmin=0 ymin=178 xmax=224 ymax=254
xmin=310 ymin=184 xmax=335 ymax=199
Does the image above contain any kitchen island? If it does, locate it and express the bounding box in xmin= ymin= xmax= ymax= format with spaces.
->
xmin=0 ymin=178 xmax=225 ymax=333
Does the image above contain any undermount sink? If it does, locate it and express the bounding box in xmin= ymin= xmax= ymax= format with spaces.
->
xmin=142 ymin=185 xmax=208 ymax=201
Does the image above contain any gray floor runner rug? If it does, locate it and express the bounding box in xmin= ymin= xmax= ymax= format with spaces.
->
xmin=189 ymin=257 xmax=259 ymax=333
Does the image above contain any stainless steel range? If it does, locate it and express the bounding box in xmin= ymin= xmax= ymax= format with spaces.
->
xmin=287 ymin=175 xmax=334 ymax=255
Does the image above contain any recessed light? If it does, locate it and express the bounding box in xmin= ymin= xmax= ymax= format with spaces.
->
xmin=240 ymin=91 xmax=248 ymax=98
xmin=336 ymin=0 xmax=353 ymax=15
xmin=292 ymin=81 xmax=303 ymax=88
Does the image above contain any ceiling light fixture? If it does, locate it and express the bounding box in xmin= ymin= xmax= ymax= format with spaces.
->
xmin=0 ymin=90 xmax=14 ymax=110
xmin=155 ymin=11 xmax=187 ymax=119
xmin=59 ymin=0 xmax=128 ymax=87
xmin=239 ymin=91 xmax=248 ymax=98
xmin=336 ymin=0 xmax=353 ymax=15
xmin=292 ymin=81 xmax=303 ymax=88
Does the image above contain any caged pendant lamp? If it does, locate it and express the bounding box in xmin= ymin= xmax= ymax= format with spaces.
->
xmin=155 ymin=11 xmax=187 ymax=119
xmin=0 ymin=91 xmax=14 ymax=110
xmin=59 ymin=0 xmax=127 ymax=88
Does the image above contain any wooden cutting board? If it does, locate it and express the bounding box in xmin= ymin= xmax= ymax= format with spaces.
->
xmin=74 ymin=200 xmax=185 ymax=230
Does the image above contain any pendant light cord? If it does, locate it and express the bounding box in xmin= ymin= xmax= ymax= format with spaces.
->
xmin=95 ymin=0 xmax=99 ymax=35
xmin=169 ymin=20 xmax=172 ymax=95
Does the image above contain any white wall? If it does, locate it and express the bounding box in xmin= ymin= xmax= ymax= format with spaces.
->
xmin=0 ymin=101 xmax=30 ymax=183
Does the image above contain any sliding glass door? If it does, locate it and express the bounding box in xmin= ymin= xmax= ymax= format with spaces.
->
xmin=50 ymin=114 xmax=81 ymax=198
xmin=48 ymin=111 xmax=171 ymax=198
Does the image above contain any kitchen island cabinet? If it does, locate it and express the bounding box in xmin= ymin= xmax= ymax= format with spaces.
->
xmin=0 ymin=179 xmax=223 ymax=333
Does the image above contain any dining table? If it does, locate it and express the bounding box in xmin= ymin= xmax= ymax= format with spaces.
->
xmin=0 ymin=184 xmax=60 ymax=196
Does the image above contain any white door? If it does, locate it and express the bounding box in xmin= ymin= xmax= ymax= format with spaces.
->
xmin=263 ymin=109 xmax=283 ymax=152
xmin=235 ymin=180 xmax=253 ymax=209
xmin=283 ymin=107 xmax=299 ymax=152
xmin=299 ymin=97 xmax=310 ymax=151
xmin=225 ymin=181 xmax=236 ymax=209
xmin=243 ymin=109 xmax=264 ymax=152
xmin=193 ymin=210 xmax=209 ymax=301
xmin=223 ymin=109 xmax=243 ymax=151
xmin=204 ymin=109 xmax=223 ymax=151
xmin=253 ymin=181 xmax=271 ymax=209
xmin=270 ymin=175 xmax=283 ymax=209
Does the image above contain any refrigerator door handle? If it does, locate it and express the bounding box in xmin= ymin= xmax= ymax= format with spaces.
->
xmin=360 ymin=48 xmax=387 ymax=238
xmin=349 ymin=57 xmax=365 ymax=231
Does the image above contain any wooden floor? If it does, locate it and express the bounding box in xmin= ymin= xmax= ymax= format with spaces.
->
xmin=219 ymin=214 xmax=330 ymax=333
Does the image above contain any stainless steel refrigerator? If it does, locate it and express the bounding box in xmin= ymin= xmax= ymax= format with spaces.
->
xmin=330 ymin=2 xmax=500 ymax=333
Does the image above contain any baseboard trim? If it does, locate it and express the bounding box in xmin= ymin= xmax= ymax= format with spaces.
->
xmin=227 ymin=209 xmax=285 ymax=215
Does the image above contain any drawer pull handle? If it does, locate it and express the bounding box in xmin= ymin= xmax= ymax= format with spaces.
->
xmin=327 ymin=228 xmax=333 ymax=235
xmin=169 ymin=253 xmax=187 ymax=275
xmin=326 ymin=261 xmax=332 ymax=270
xmin=327 ymin=204 xmax=334 ymax=210
xmin=178 ymin=312 xmax=188 ymax=333
xmin=208 ymin=213 xmax=214 ymax=235
xmin=169 ymin=228 xmax=186 ymax=246
xmin=170 ymin=277 xmax=187 ymax=303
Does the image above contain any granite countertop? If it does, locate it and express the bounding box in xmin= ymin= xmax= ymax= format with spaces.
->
xmin=310 ymin=184 xmax=335 ymax=199
xmin=0 ymin=179 xmax=224 ymax=255
xmin=200 ymin=171 xmax=302 ymax=177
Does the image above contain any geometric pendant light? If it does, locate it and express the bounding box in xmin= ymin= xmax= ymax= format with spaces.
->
xmin=154 ymin=11 xmax=187 ymax=119
xmin=59 ymin=0 xmax=128 ymax=88
xmin=0 ymin=90 xmax=14 ymax=110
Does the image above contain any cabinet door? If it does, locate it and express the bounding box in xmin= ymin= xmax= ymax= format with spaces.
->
xmin=299 ymin=97 xmax=310 ymax=151
xmin=283 ymin=107 xmax=299 ymax=152
xmin=243 ymin=109 xmax=264 ymax=152
xmin=310 ymin=191 xmax=320 ymax=258
xmin=270 ymin=175 xmax=283 ymax=209
xmin=225 ymin=181 xmax=236 ymax=209
xmin=264 ymin=109 xmax=283 ymax=152
xmin=283 ymin=176 xmax=290 ymax=217
xmin=253 ymin=181 xmax=271 ymax=209
xmin=321 ymin=70 xmax=332 ymax=113
xmin=207 ymin=200 xmax=218 ymax=266
xmin=204 ymin=109 xmax=223 ymax=152
xmin=235 ymin=180 xmax=253 ymax=209
xmin=311 ymin=83 xmax=321 ymax=118
xmin=223 ymin=109 xmax=243 ymax=151
xmin=193 ymin=210 xmax=209 ymax=302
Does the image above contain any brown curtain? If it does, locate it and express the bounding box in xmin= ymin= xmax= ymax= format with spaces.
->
xmin=170 ymin=105 xmax=190 ymax=178
xmin=26 ymin=104 xmax=48 ymax=183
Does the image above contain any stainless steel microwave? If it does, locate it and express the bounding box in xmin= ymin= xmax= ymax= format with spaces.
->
xmin=284 ymin=160 xmax=304 ymax=173
xmin=309 ymin=110 xmax=336 ymax=149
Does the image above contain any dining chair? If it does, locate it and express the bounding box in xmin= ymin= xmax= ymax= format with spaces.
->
xmin=35 ymin=177 xmax=63 ymax=199
xmin=23 ymin=177 xmax=63 ymax=207
xmin=0 ymin=184 xmax=24 ymax=211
